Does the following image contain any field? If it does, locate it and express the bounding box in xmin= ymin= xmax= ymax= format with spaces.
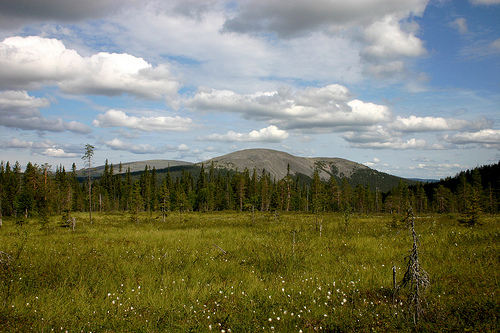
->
xmin=1 ymin=211 xmax=499 ymax=332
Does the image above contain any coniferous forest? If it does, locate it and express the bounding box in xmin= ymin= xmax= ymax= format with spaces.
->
xmin=1 ymin=157 xmax=498 ymax=222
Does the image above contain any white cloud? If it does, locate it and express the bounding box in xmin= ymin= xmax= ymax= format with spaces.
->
xmin=347 ymin=137 xmax=431 ymax=150
xmin=93 ymin=109 xmax=194 ymax=132
xmin=2 ymin=137 xmax=31 ymax=149
xmin=360 ymin=15 xmax=427 ymax=80
xmin=200 ymin=125 xmax=289 ymax=142
xmin=389 ymin=115 xmax=489 ymax=132
xmin=342 ymin=126 xmax=446 ymax=150
xmin=0 ymin=36 xmax=181 ymax=101
xmin=364 ymin=157 xmax=381 ymax=167
xmin=1 ymin=113 xmax=91 ymax=133
xmin=450 ymin=18 xmax=468 ymax=34
xmin=0 ymin=90 xmax=50 ymax=110
xmin=104 ymin=138 xmax=191 ymax=154
xmin=410 ymin=163 xmax=468 ymax=178
xmin=186 ymin=84 xmax=391 ymax=131
xmin=104 ymin=138 xmax=164 ymax=154
xmin=40 ymin=148 xmax=80 ymax=158
xmin=174 ymin=143 xmax=190 ymax=151
xmin=31 ymin=139 xmax=56 ymax=150
xmin=361 ymin=16 xmax=426 ymax=62
xmin=443 ymin=129 xmax=500 ymax=148
xmin=2 ymin=138 xmax=85 ymax=159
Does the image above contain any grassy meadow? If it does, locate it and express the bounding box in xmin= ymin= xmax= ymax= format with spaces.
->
xmin=0 ymin=211 xmax=499 ymax=332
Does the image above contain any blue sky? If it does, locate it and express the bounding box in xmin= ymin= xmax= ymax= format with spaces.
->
xmin=0 ymin=0 xmax=498 ymax=179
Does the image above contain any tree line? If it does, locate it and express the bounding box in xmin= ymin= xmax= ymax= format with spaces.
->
xmin=0 ymin=157 xmax=498 ymax=222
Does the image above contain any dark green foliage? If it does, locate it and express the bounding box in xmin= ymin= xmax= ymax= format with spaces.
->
xmin=0 ymin=159 xmax=498 ymax=216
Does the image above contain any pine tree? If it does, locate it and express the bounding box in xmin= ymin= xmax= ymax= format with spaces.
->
xmin=310 ymin=169 xmax=323 ymax=213
xmin=82 ymin=144 xmax=94 ymax=223
xmin=462 ymin=169 xmax=482 ymax=226
xmin=130 ymin=181 xmax=143 ymax=224
xmin=159 ymin=179 xmax=170 ymax=222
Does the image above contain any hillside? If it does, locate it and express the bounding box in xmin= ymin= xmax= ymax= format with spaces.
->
xmin=200 ymin=149 xmax=366 ymax=180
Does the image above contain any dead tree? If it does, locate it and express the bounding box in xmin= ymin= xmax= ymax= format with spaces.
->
xmin=395 ymin=207 xmax=430 ymax=324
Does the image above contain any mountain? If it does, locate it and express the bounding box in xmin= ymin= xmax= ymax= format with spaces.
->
xmin=200 ymin=149 xmax=364 ymax=180
xmin=84 ymin=148 xmax=415 ymax=192
xmin=199 ymin=149 xmax=414 ymax=191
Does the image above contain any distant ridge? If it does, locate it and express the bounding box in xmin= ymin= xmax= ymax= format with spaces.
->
xmin=80 ymin=159 xmax=192 ymax=176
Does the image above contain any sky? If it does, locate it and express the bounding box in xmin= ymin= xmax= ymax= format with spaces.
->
xmin=0 ymin=0 xmax=499 ymax=179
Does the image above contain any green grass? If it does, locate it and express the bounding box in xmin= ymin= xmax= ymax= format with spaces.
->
xmin=1 ymin=211 xmax=499 ymax=332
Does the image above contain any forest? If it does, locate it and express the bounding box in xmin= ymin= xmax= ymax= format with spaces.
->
xmin=1 ymin=155 xmax=498 ymax=223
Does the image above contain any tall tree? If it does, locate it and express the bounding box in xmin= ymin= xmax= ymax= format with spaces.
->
xmin=82 ymin=143 xmax=94 ymax=223
xmin=463 ymin=168 xmax=483 ymax=226
xmin=310 ymin=169 xmax=323 ymax=213
xmin=130 ymin=181 xmax=143 ymax=224
xmin=159 ymin=178 xmax=171 ymax=221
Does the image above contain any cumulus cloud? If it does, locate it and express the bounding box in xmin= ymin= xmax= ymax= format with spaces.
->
xmin=342 ymin=125 xmax=446 ymax=150
xmin=345 ymin=136 xmax=432 ymax=150
xmin=200 ymin=125 xmax=289 ymax=142
xmin=0 ymin=90 xmax=50 ymax=110
xmin=361 ymin=16 xmax=426 ymax=62
xmin=2 ymin=137 xmax=31 ymax=149
xmin=409 ymin=163 xmax=468 ymax=178
xmin=40 ymin=148 xmax=80 ymax=158
xmin=2 ymin=138 xmax=84 ymax=158
xmin=104 ymin=139 xmax=162 ymax=154
xmin=0 ymin=36 xmax=181 ymax=101
xmin=104 ymin=138 xmax=191 ymax=154
xmin=364 ymin=157 xmax=381 ymax=167
xmin=389 ymin=115 xmax=491 ymax=132
xmin=360 ymin=16 xmax=427 ymax=80
xmin=93 ymin=109 xmax=194 ymax=132
xmin=186 ymin=84 xmax=391 ymax=131
xmin=443 ymin=129 xmax=500 ymax=148
xmin=0 ymin=115 xmax=91 ymax=135
xmin=0 ymin=90 xmax=91 ymax=133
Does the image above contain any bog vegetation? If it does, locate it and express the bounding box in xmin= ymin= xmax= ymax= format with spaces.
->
xmin=1 ymin=211 xmax=499 ymax=332
xmin=0 ymin=156 xmax=499 ymax=331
